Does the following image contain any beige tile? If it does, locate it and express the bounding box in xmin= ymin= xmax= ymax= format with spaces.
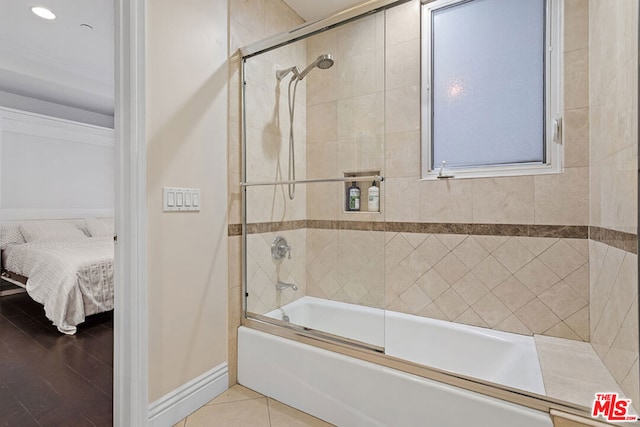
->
xmin=534 ymin=167 xmax=589 ymax=225
xmin=539 ymin=282 xmax=588 ymax=320
xmin=433 ymin=253 xmax=469 ymax=286
xmin=543 ymin=322 xmax=581 ymax=341
xmin=435 ymin=234 xmax=467 ymax=251
xmin=564 ymin=238 xmax=589 ymax=259
xmin=565 ymin=306 xmax=590 ymax=341
xmin=188 ymin=397 xmax=270 ymax=427
xmin=454 ymin=308 xmax=488 ymax=329
xmin=385 ymin=131 xmax=421 ymax=178
xmin=472 ymin=176 xmax=535 ymax=224
xmin=400 ymin=283 xmax=433 ymax=314
xmin=563 ymin=0 xmax=589 ymax=53
xmin=471 ymin=256 xmax=512 ymax=290
xmin=452 ymin=273 xmax=489 ymax=306
xmin=386 ymin=38 xmax=420 ymax=90
xmin=385 ymin=0 xmax=420 ymax=47
xmin=493 ymin=238 xmax=536 ymax=274
xmin=564 ymin=49 xmax=589 ymax=110
xmin=495 ymin=314 xmax=532 ymax=336
xmin=385 ymin=233 xmax=415 ymax=268
xmin=337 ymin=14 xmax=379 ymax=57
xmin=492 ymin=276 xmax=536 ymax=312
xmin=416 ymin=235 xmax=449 ymax=266
xmin=268 ymin=398 xmax=334 ymax=426
xmin=515 ymin=237 xmax=558 ymax=257
xmin=590 ymin=244 xmax=625 ymax=331
xmin=419 ymin=179 xmax=475 ymax=223
xmin=416 ymin=269 xmax=450 ymax=301
xmin=471 ymin=293 xmax=511 ymax=328
xmin=433 ymin=288 xmax=469 ymax=320
xmin=514 ymin=259 xmax=561 ymax=296
xmin=621 ymin=359 xmax=640 ymax=414
xmin=563 ymin=265 xmax=589 ymax=302
xmin=384 ymin=177 xmax=421 ymax=222
xmin=338 ymin=48 xmax=384 ymax=99
xmin=401 ymin=232 xmax=429 ymax=249
xmin=385 ymin=85 xmax=420 ymax=134
xmin=208 ymin=385 xmax=264 ymax=406
xmin=562 ymin=107 xmax=589 ymax=168
xmin=418 ymin=302 xmax=449 ymax=321
xmin=516 ymin=299 xmax=562 ymax=334
xmin=451 ymin=237 xmax=489 ymax=269
xmin=538 ymin=240 xmax=587 ymax=279
xmin=173 ymin=420 xmax=186 ymax=427
xmin=307 ymin=102 xmax=337 ymax=144
xmin=473 ymin=235 xmax=509 ymax=254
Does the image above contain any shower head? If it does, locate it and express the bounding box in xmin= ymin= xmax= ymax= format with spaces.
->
xmin=297 ymin=54 xmax=334 ymax=80
xmin=276 ymin=66 xmax=300 ymax=80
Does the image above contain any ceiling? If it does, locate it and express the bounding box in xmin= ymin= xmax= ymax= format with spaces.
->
xmin=283 ymin=0 xmax=369 ymax=22
xmin=0 ymin=0 xmax=360 ymax=117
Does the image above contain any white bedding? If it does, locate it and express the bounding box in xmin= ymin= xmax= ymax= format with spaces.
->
xmin=5 ymin=237 xmax=114 ymax=334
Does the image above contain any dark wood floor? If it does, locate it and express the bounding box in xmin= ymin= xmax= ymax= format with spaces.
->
xmin=0 ymin=283 xmax=113 ymax=426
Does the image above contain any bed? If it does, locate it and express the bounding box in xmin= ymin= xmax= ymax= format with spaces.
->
xmin=0 ymin=218 xmax=114 ymax=334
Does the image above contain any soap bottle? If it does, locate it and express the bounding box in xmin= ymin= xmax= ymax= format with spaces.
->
xmin=367 ymin=181 xmax=379 ymax=212
xmin=347 ymin=181 xmax=360 ymax=211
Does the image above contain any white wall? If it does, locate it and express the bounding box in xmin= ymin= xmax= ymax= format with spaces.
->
xmin=146 ymin=0 xmax=229 ymax=403
xmin=0 ymin=107 xmax=114 ymax=220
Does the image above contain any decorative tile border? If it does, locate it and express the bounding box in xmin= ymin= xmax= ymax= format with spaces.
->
xmin=590 ymin=226 xmax=638 ymax=254
xmin=229 ymin=220 xmax=637 ymax=254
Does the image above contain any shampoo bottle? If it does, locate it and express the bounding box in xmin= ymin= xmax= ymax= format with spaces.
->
xmin=348 ymin=181 xmax=360 ymax=211
xmin=367 ymin=181 xmax=379 ymax=212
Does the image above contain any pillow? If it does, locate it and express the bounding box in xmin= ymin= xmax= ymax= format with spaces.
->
xmin=85 ymin=218 xmax=114 ymax=237
xmin=19 ymin=220 xmax=87 ymax=243
xmin=0 ymin=224 xmax=25 ymax=249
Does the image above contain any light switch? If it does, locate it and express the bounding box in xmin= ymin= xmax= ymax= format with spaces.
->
xmin=163 ymin=187 xmax=200 ymax=212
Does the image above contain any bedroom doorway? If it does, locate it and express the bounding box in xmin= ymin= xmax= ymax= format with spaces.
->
xmin=0 ymin=0 xmax=149 ymax=424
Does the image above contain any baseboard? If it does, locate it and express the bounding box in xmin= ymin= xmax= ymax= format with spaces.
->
xmin=148 ymin=362 xmax=229 ymax=427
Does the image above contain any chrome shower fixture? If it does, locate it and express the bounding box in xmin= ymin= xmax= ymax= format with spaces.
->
xmin=276 ymin=53 xmax=335 ymax=200
xmin=276 ymin=66 xmax=300 ymax=80
xmin=297 ymin=54 xmax=334 ymax=80
xmin=275 ymin=53 xmax=334 ymax=81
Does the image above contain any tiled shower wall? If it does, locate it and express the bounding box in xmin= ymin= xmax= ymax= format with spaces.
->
xmin=307 ymin=230 xmax=589 ymax=341
xmin=588 ymin=0 xmax=639 ymax=407
xmin=303 ymin=0 xmax=592 ymax=341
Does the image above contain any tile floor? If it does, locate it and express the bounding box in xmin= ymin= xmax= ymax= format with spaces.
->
xmin=174 ymin=385 xmax=334 ymax=427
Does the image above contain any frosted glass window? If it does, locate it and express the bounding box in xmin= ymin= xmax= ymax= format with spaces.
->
xmin=427 ymin=0 xmax=546 ymax=170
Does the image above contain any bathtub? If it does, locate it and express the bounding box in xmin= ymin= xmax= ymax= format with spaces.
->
xmin=265 ymin=296 xmax=545 ymax=394
xmin=239 ymin=297 xmax=552 ymax=427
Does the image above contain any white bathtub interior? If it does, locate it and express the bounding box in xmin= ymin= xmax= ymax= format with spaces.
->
xmin=266 ymin=296 xmax=546 ymax=395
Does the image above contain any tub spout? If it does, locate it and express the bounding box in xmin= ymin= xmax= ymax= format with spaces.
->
xmin=276 ymin=281 xmax=298 ymax=291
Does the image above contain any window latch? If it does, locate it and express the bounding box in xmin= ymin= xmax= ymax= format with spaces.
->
xmin=437 ymin=160 xmax=455 ymax=179
xmin=553 ymin=117 xmax=562 ymax=144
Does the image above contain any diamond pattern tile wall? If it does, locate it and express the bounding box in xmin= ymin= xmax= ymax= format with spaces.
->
xmin=246 ymin=229 xmax=307 ymax=315
xmin=306 ymin=230 xmax=590 ymax=341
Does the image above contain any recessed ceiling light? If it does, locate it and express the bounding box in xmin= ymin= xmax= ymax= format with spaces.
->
xmin=31 ymin=6 xmax=56 ymax=20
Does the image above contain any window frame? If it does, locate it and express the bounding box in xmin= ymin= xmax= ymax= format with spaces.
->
xmin=420 ymin=0 xmax=563 ymax=180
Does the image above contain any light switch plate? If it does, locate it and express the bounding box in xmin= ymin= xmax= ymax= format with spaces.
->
xmin=163 ymin=187 xmax=201 ymax=212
